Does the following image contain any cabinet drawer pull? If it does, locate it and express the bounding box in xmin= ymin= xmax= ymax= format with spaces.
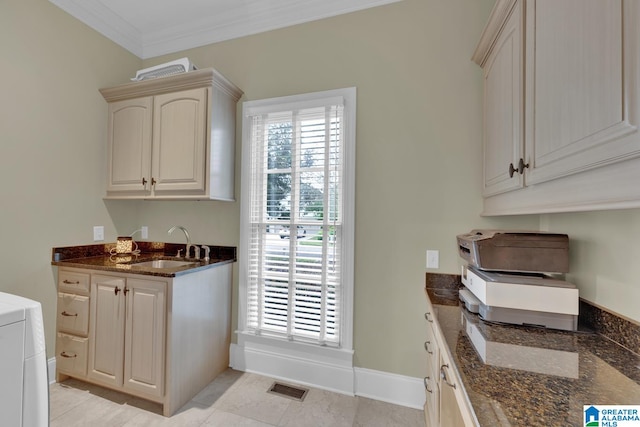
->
xmin=440 ymin=364 xmax=456 ymax=389
xmin=61 ymin=311 xmax=78 ymax=317
xmin=423 ymin=376 xmax=433 ymax=393
xmin=424 ymin=340 xmax=433 ymax=354
xmin=63 ymin=279 xmax=80 ymax=285
xmin=60 ymin=351 xmax=77 ymax=358
xmin=424 ymin=312 xmax=433 ymax=323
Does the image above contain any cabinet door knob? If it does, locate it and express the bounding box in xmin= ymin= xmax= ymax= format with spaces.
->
xmin=124 ymin=287 xmax=129 ymax=296
xmin=142 ymin=177 xmax=147 ymax=186
xmin=518 ymin=158 xmax=530 ymax=174
xmin=114 ymin=286 xmax=121 ymax=295
xmin=509 ymin=158 xmax=530 ymax=177
xmin=151 ymin=177 xmax=157 ymax=186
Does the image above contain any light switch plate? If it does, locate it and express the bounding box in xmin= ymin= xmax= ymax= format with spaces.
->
xmin=93 ymin=226 xmax=104 ymax=241
xmin=426 ymin=250 xmax=439 ymax=269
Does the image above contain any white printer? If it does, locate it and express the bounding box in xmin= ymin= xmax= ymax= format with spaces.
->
xmin=457 ymin=230 xmax=579 ymax=331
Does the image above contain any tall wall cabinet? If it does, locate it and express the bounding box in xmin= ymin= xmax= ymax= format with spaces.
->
xmin=473 ymin=0 xmax=640 ymax=215
xmin=100 ymin=68 xmax=243 ymax=200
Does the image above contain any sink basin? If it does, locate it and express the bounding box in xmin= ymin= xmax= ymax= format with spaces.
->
xmin=131 ymin=259 xmax=198 ymax=269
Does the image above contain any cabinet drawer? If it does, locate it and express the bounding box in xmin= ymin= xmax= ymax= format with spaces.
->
xmin=59 ymin=270 xmax=90 ymax=294
xmin=57 ymin=293 xmax=90 ymax=336
xmin=424 ymin=311 xmax=439 ymax=377
xmin=56 ymin=333 xmax=88 ymax=377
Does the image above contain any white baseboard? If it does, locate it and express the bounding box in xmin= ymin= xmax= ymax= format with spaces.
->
xmin=354 ymin=367 xmax=426 ymax=410
xmin=48 ymin=357 xmax=56 ymax=385
xmin=230 ymin=340 xmax=426 ymax=409
xmin=230 ymin=338 xmax=355 ymax=395
xmin=50 ymin=343 xmax=425 ymax=410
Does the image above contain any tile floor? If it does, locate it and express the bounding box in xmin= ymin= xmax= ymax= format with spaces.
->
xmin=50 ymin=369 xmax=426 ymax=427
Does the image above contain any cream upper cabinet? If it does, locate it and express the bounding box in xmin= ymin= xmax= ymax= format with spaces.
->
xmin=480 ymin=0 xmax=524 ymax=197
xmin=524 ymin=0 xmax=637 ymax=185
xmin=106 ymin=97 xmax=153 ymax=194
xmin=101 ymin=68 xmax=243 ymax=201
xmin=151 ymin=89 xmax=207 ymax=195
xmin=473 ymin=0 xmax=640 ymax=215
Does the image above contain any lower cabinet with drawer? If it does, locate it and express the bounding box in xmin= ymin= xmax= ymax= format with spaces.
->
xmin=55 ymin=264 xmax=233 ymax=416
xmin=56 ymin=269 xmax=90 ymax=380
xmin=423 ymin=293 xmax=477 ymax=427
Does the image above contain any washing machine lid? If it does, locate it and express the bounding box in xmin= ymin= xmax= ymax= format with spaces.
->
xmin=0 ymin=298 xmax=25 ymax=327
xmin=0 ymin=292 xmax=45 ymax=356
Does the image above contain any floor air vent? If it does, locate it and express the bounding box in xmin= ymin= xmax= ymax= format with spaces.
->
xmin=267 ymin=382 xmax=309 ymax=402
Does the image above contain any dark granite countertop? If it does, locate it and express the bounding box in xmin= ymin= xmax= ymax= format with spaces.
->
xmin=425 ymin=285 xmax=640 ymax=426
xmin=51 ymin=242 xmax=236 ymax=278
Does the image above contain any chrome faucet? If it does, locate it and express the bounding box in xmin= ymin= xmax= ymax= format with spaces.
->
xmin=201 ymin=245 xmax=210 ymax=261
xmin=167 ymin=226 xmax=191 ymax=258
xmin=188 ymin=245 xmax=201 ymax=259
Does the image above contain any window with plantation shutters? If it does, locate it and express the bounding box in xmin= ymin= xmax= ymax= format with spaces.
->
xmin=240 ymin=88 xmax=355 ymax=349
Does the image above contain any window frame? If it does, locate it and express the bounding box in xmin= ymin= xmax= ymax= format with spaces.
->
xmin=239 ymin=87 xmax=356 ymax=352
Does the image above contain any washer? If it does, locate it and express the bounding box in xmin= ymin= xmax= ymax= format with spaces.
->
xmin=0 ymin=292 xmax=49 ymax=426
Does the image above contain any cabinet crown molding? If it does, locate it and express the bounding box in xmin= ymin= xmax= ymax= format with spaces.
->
xmin=99 ymin=68 xmax=243 ymax=102
xmin=472 ymin=0 xmax=518 ymax=66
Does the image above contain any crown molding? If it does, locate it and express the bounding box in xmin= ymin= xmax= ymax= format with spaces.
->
xmin=50 ymin=0 xmax=402 ymax=59
xmin=471 ymin=0 xmax=518 ymax=67
xmin=49 ymin=0 xmax=143 ymax=57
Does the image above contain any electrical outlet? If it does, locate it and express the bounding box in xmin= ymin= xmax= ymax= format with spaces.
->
xmin=141 ymin=226 xmax=148 ymax=239
xmin=426 ymin=250 xmax=439 ymax=269
xmin=93 ymin=226 xmax=104 ymax=241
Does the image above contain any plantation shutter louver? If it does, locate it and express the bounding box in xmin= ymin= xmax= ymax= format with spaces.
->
xmin=244 ymin=97 xmax=345 ymax=346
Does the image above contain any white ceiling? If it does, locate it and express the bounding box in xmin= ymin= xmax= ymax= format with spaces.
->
xmin=49 ymin=0 xmax=402 ymax=59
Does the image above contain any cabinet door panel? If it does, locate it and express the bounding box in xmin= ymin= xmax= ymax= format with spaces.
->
xmin=482 ymin=0 xmax=524 ymax=196
xmin=123 ymin=278 xmax=166 ymax=398
xmin=440 ymin=375 xmax=466 ymax=427
xmin=526 ymin=0 xmax=640 ymax=184
xmin=88 ymin=275 xmax=126 ymax=387
xmin=107 ymin=98 xmax=153 ymax=193
xmin=152 ymin=88 xmax=207 ymax=194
